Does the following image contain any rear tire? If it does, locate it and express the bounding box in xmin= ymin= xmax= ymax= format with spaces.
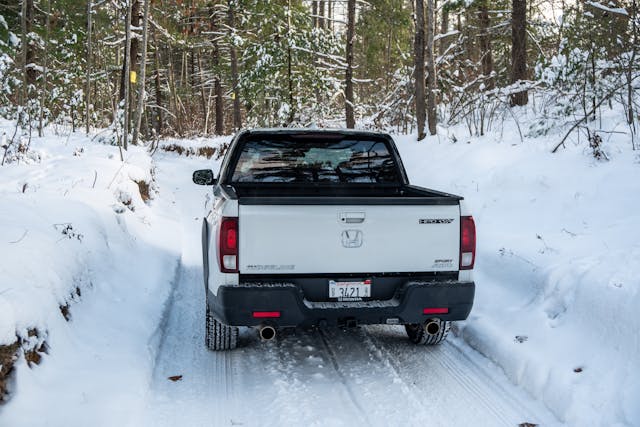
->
xmin=205 ymin=306 xmax=239 ymax=351
xmin=405 ymin=320 xmax=450 ymax=345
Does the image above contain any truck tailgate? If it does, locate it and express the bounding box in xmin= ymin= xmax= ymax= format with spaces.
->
xmin=238 ymin=204 xmax=460 ymax=274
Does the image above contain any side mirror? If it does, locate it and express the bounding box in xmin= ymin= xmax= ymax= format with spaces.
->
xmin=192 ymin=169 xmax=216 ymax=186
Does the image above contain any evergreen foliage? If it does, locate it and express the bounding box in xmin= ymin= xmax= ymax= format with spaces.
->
xmin=0 ymin=0 xmax=637 ymax=145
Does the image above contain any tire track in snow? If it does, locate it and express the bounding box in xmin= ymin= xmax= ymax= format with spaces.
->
xmin=443 ymin=337 xmax=545 ymax=425
xmin=242 ymin=329 xmax=367 ymax=427
xmin=143 ymin=264 xmax=237 ymax=427
xmin=139 ymin=154 xmax=561 ymax=427
xmin=362 ymin=326 xmax=512 ymax=425
xmin=358 ymin=327 xmax=443 ymax=408
xmin=140 ymin=153 xmax=242 ymax=427
xmin=361 ymin=325 xmax=553 ymax=427
xmin=313 ymin=327 xmax=430 ymax=426
xmin=148 ymin=258 xmax=182 ymax=371
xmin=317 ymin=329 xmax=374 ymax=426
xmin=436 ymin=342 xmax=513 ymax=424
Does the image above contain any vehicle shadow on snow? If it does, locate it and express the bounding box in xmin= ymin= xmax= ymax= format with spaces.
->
xmin=233 ymin=322 xmax=447 ymax=370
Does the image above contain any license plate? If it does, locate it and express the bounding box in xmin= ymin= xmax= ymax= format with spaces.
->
xmin=329 ymin=279 xmax=371 ymax=299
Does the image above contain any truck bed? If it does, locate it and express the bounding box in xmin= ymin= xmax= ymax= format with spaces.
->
xmin=219 ymin=183 xmax=462 ymax=205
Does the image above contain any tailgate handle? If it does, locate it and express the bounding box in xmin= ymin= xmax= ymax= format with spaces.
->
xmin=339 ymin=212 xmax=365 ymax=224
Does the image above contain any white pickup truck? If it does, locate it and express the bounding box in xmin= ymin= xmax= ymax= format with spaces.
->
xmin=193 ymin=129 xmax=475 ymax=350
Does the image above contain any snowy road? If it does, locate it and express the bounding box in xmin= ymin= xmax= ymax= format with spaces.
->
xmin=3 ymin=131 xmax=637 ymax=427
xmin=136 ymin=154 xmax=561 ymax=427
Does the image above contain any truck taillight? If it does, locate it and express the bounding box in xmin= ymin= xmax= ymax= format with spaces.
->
xmin=460 ymin=216 xmax=476 ymax=270
xmin=218 ymin=217 xmax=238 ymax=273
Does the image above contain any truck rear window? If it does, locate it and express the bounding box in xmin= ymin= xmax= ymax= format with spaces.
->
xmin=230 ymin=138 xmax=402 ymax=184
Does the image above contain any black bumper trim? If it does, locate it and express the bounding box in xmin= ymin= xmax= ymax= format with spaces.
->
xmin=208 ymin=281 xmax=475 ymax=328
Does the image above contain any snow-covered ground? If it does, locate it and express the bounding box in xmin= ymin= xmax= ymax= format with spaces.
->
xmin=0 ymin=117 xmax=638 ymax=426
xmin=396 ymin=120 xmax=640 ymax=426
xmin=133 ymin=153 xmax=557 ymax=427
xmin=0 ymin=121 xmax=186 ymax=424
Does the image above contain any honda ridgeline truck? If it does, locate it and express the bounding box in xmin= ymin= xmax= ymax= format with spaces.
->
xmin=192 ymin=129 xmax=476 ymax=350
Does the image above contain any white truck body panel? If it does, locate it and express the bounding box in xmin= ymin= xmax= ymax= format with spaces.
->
xmin=237 ymin=204 xmax=460 ymax=274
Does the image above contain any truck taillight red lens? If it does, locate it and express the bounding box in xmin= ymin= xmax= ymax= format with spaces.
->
xmin=252 ymin=311 xmax=281 ymax=318
xmin=423 ymin=307 xmax=449 ymax=315
xmin=218 ymin=217 xmax=238 ymax=273
xmin=460 ymin=216 xmax=476 ymax=270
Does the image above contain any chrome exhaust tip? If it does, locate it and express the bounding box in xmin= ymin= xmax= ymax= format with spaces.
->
xmin=258 ymin=325 xmax=276 ymax=341
xmin=424 ymin=319 xmax=441 ymax=336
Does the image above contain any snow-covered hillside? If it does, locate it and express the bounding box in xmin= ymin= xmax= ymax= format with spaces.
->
xmin=0 ymin=120 xmax=186 ymax=421
xmin=396 ymin=122 xmax=640 ymax=426
xmin=0 ymin=117 xmax=638 ymax=427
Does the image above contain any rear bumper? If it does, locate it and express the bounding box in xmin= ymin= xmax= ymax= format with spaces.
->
xmin=208 ymin=281 xmax=475 ymax=328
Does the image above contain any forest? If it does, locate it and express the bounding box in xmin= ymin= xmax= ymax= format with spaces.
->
xmin=1 ymin=2 xmax=640 ymax=425
xmin=0 ymin=0 xmax=638 ymax=151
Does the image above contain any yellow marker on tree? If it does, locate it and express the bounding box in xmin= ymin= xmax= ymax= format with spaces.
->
xmin=130 ymin=71 xmax=137 ymax=84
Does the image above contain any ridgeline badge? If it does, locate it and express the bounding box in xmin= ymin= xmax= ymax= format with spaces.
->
xmin=419 ymin=218 xmax=454 ymax=224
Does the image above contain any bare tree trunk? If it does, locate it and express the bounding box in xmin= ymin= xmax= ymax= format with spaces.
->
xmin=39 ymin=0 xmax=50 ymax=137
xmin=214 ymin=69 xmax=224 ymax=135
xmin=627 ymin=0 xmax=637 ymax=127
xmin=85 ymin=0 xmax=92 ymax=134
xmin=414 ymin=0 xmax=426 ymax=140
xmin=439 ymin=5 xmax=449 ymax=57
xmin=426 ymin=0 xmax=437 ymax=135
xmin=557 ymin=0 xmax=566 ymax=49
xmin=328 ymin=0 xmax=332 ymax=31
xmin=228 ymin=0 xmax=242 ymax=130
xmin=122 ymin=0 xmax=132 ymax=150
xmin=385 ymin=30 xmax=392 ymax=91
xmin=132 ymin=0 xmax=150 ymax=145
xmin=478 ymin=0 xmax=494 ymax=90
xmin=287 ymin=0 xmax=295 ymax=125
xmin=25 ymin=0 xmax=36 ymax=89
xmin=319 ymin=0 xmax=325 ymax=30
xmin=20 ymin=0 xmax=27 ymax=107
xmin=190 ymin=49 xmax=196 ymax=98
xmin=21 ymin=0 xmax=36 ymax=108
xmin=433 ymin=0 xmax=438 ymax=40
xmin=210 ymin=6 xmax=224 ymax=135
xmin=345 ymin=0 xmax=356 ymax=129
xmin=510 ymin=0 xmax=528 ymax=106
xmin=312 ymin=1 xmax=317 ymax=28
xmin=167 ymin=46 xmax=182 ymax=135
xmin=120 ymin=0 xmax=140 ymax=102
xmin=152 ymin=27 xmax=163 ymax=135
xmin=195 ymin=51 xmax=209 ymax=133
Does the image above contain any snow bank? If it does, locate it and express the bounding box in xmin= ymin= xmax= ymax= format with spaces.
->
xmin=158 ymin=135 xmax=230 ymax=159
xmin=0 ymin=121 xmax=182 ymax=424
xmin=2 ymin=117 xmax=637 ymax=426
xmin=394 ymin=123 xmax=640 ymax=426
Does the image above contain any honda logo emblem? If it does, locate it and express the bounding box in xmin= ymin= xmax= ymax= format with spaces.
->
xmin=341 ymin=230 xmax=363 ymax=248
